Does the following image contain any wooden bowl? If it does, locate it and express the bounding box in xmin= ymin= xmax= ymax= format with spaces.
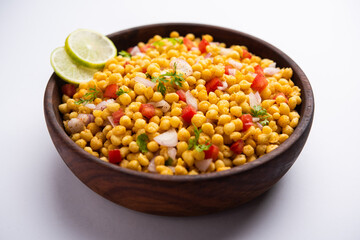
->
xmin=44 ymin=23 xmax=314 ymax=216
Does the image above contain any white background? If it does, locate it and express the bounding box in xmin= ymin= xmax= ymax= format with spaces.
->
xmin=1 ymin=0 xmax=359 ymax=239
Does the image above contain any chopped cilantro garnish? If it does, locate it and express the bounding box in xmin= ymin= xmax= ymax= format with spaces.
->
xmin=151 ymin=63 xmax=185 ymax=96
xmin=75 ymin=87 xmax=99 ymax=105
xmin=118 ymin=50 xmax=131 ymax=58
xmin=153 ymin=38 xmax=183 ymax=47
xmin=188 ymin=124 xmax=212 ymax=152
xmin=116 ymin=89 xmax=129 ymax=96
xmin=251 ymin=105 xmax=270 ymax=126
xmin=136 ymin=133 xmax=149 ymax=153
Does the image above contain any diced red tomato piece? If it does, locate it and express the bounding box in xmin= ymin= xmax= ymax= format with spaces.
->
xmin=251 ymin=74 xmax=268 ymax=92
xmin=205 ymin=78 xmax=223 ymax=93
xmin=181 ymin=105 xmax=196 ymax=123
xmin=127 ymin=47 xmax=133 ymax=53
xmin=183 ymin=37 xmax=195 ymax=50
xmin=112 ymin=109 xmax=125 ymax=125
xmin=225 ymin=65 xmax=233 ymax=75
xmin=108 ymin=149 xmax=122 ymax=164
xmin=198 ymin=38 xmax=210 ymax=53
xmin=103 ymin=84 xmax=118 ymax=99
xmin=242 ymin=49 xmax=252 ymax=59
xmin=61 ymin=84 xmax=76 ymax=97
xmin=230 ymin=140 xmax=244 ymax=154
xmin=140 ymin=44 xmax=154 ymax=53
xmin=240 ymin=114 xmax=254 ymax=132
xmin=124 ymin=61 xmax=130 ymax=67
xmin=142 ymin=67 xmax=147 ymax=73
xmin=254 ymin=65 xmax=264 ymax=75
xmin=176 ymin=90 xmax=186 ymax=102
xmin=204 ymin=144 xmax=219 ymax=161
xmin=139 ymin=104 xmax=155 ymax=119
xmin=273 ymin=93 xmax=288 ymax=103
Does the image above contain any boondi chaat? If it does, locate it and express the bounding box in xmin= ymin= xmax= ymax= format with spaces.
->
xmin=58 ymin=31 xmax=302 ymax=175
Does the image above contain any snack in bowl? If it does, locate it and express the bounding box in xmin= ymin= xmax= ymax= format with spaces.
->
xmin=56 ymin=31 xmax=302 ymax=175
xmin=45 ymin=23 xmax=313 ymax=215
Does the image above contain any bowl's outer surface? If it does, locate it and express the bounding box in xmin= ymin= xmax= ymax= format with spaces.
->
xmin=44 ymin=23 xmax=314 ymax=216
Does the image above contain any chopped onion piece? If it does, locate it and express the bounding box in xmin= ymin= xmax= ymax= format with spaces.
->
xmin=190 ymin=47 xmax=199 ymax=51
xmin=134 ymin=76 xmax=156 ymax=88
xmin=84 ymin=103 xmax=96 ymax=110
xmin=228 ymin=59 xmax=242 ymax=70
xmin=249 ymin=72 xmax=257 ymax=78
xmin=170 ymin=58 xmax=193 ymax=77
xmin=269 ymin=62 xmax=276 ymax=68
xmin=149 ymin=100 xmax=170 ymax=112
xmin=217 ymin=81 xmax=228 ymax=91
xmin=168 ymin=147 xmax=177 ymax=161
xmin=148 ymin=157 xmax=157 ymax=173
xmin=195 ymin=158 xmax=212 ymax=172
xmin=252 ymin=117 xmax=260 ymax=122
xmin=107 ymin=116 xmax=117 ymax=127
xmin=95 ymin=101 xmax=107 ymax=110
xmin=264 ymin=67 xmax=280 ymax=76
xmin=130 ymin=46 xmax=144 ymax=56
xmin=95 ymin=99 xmax=115 ymax=110
xmin=220 ymin=48 xmax=235 ymax=55
xmin=256 ymin=122 xmax=263 ymax=130
xmin=155 ymin=100 xmax=171 ymax=112
xmin=154 ymin=129 xmax=178 ymax=147
xmin=228 ymin=68 xmax=236 ymax=76
xmin=210 ymin=42 xmax=220 ymax=46
xmin=185 ymin=91 xmax=198 ymax=110
xmin=249 ymin=92 xmax=262 ymax=108
xmin=68 ymin=118 xmax=85 ymax=134
xmin=204 ymin=52 xmax=212 ymax=59
xmin=77 ymin=114 xmax=94 ymax=125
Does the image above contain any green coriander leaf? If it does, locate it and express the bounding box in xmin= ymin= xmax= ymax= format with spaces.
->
xmin=195 ymin=144 xmax=211 ymax=152
xmin=153 ymin=41 xmax=165 ymax=47
xmin=151 ymin=75 xmax=169 ymax=96
xmin=251 ymin=105 xmax=267 ymax=117
xmin=157 ymin=81 xmax=167 ymax=96
xmin=74 ymin=98 xmax=86 ymax=105
xmin=145 ymin=73 xmax=151 ymax=79
xmin=75 ymin=87 xmax=99 ymax=105
xmin=251 ymin=105 xmax=270 ymax=126
xmin=116 ymin=89 xmax=129 ymax=96
xmin=193 ymin=124 xmax=202 ymax=140
xmin=260 ymin=119 xmax=269 ymax=126
xmin=165 ymin=158 xmax=173 ymax=166
xmin=171 ymin=63 xmax=184 ymax=87
xmin=151 ymin=76 xmax=158 ymax=83
xmin=188 ymin=124 xmax=211 ymax=152
xmin=136 ymin=133 xmax=149 ymax=153
xmin=167 ymin=38 xmax=183 ymax=45
xmin=188 ymin=137 xmax=196 ymax=150
xmin=118 ymin=50 xmax=131 ymax=58
xmin=153 ymin=38 xmax=183 ymax=47
xmin=150 ymin=62 xmax=184 ymax=96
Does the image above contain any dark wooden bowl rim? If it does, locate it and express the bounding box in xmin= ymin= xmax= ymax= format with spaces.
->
xmin=45 ymin=23 xmax=314 ymax=183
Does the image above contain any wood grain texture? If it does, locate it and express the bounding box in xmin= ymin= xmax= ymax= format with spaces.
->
xmin=44 ymin=23 xmax=314 ymax=216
